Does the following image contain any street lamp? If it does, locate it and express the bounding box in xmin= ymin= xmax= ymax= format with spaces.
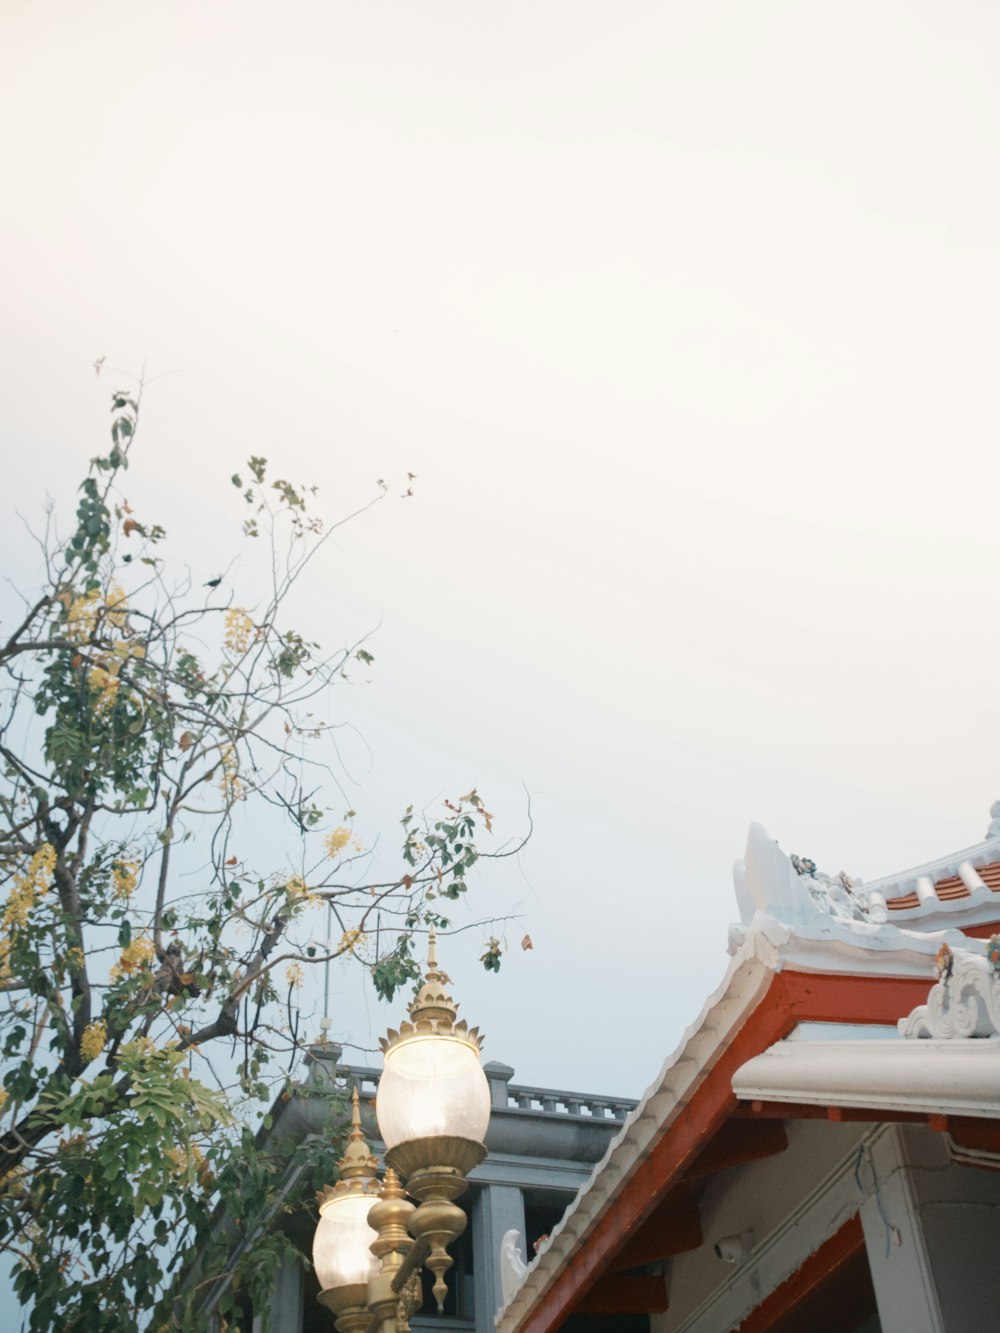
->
xmin=314 ymin=932 xmax=490 ymax=1331
xmin=313 ymin=1089 xmax=381 ymax=1332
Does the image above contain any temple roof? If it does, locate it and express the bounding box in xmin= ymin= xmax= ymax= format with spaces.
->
xmin=495 ymin=808 xmax=1000 ymax=1333
xmin=732 ymin=803 xmax=1000 ymax=942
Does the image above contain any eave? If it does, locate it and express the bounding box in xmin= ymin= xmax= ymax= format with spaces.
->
xmin=495 ymin=925 xmax=934 ymax=1333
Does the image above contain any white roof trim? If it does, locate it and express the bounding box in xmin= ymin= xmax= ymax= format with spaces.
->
xmin=727 ymin=907 xmax=976 ymax=979
xmin=873 ymin=867 xmax=1000 ymax=926
xmin=732 ymin=1038 xmax=1000 ymax=1119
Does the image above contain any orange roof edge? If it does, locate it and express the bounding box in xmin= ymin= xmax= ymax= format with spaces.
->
xmin=506 ymin=967 xmax=931 ymax=1333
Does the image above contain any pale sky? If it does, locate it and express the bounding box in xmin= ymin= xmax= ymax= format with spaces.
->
xmin=3 ymin=0 xmax=1000 ymax=1167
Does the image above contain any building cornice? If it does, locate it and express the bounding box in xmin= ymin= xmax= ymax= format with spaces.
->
xmin=733 ymin=1038 xmax=1000 ymax=1119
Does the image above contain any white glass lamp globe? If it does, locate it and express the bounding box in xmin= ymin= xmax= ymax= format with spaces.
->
xmin=376 ymin=1032 xmax=490 ymax=1150
xmin=312 ymin=1192 xmax=378 ymax=1292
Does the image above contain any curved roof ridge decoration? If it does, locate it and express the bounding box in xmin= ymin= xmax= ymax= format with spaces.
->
xmin=732 ymin=816 xmax=1000 ymax=934
xmin=900 ymin=939 xmax=1000 ymax=1039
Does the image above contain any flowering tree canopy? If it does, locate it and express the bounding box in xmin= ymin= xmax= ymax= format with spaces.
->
xmin=0 ymin=391 xmax=516 ymax=1331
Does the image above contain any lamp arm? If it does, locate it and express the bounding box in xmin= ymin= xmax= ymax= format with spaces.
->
xmin=390 ymin=1236 xmax=430 ymax=1295
xmin=364 ymin=1247 xmax=425 ymax=1333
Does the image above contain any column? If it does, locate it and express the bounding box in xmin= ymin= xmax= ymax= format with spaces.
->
xmin=471 ymin=1185 xmax=527 ymax=1331
xmin=861 ymin=1125 xmax=1000 ymax=1333
xmin=252 ymin=1252 xmax=304 ymax=1333
xmin=483 ymin=1060 xmax=516 ymax=1111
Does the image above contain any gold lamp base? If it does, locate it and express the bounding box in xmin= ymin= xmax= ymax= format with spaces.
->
xmin=384 ymin=1137 xmax=487 ymax=1311
xmin=318 ymin=1282 xmax=370 ymax=1333
xmin=384 ymin=1135 xmax=486 ymax=1197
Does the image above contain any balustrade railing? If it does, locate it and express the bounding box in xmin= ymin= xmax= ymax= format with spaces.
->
xmin=319 ymin=1057 xmax=637 ymax=1124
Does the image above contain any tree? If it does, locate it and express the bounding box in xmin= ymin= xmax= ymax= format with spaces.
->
xmin=0 ymin=388 xmax=515 ymax=1331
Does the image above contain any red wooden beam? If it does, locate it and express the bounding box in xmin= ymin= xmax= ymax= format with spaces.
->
xmin=958 ymin=920 xmax=1000 ymax=939
xmin=735 ymin=1214 xmax=864 ymax=1333
xmin=685 ymin=1117 xmax=788 ymax=1179
xmin=610 ymin=1185 xmax=702 ymax=1271
xmin=949 ymin=1116 xmax=1000 ymax=1154
xmin=576 ymin=1274 xmax=669 ymax=1316
xmin=734 ymin=1100 xmax=928 ymax=1124
xmin=829 ymin=1106 xmax=931 ymax=1125
xmin=781 ymin=971 xmax=931 ymax=1024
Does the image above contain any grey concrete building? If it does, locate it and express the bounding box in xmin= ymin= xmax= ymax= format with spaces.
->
xmin=196 ymin=1045 xmax=638 ymax=1333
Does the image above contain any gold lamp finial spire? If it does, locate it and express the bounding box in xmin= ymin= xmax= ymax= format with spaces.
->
xmin=349 ymin=1085 xmax=363 ymax=1137
xmin=378 ymin=927 xmax=484 ymax=1055
xmin=333 ymin=1086 xmax=379 ymax=1184
xmin=406 ymin=928 xmax=460 ymax=1029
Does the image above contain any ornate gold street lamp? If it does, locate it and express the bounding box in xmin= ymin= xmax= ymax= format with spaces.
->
xmin=314 ymin=933 xmax=490 ymax=1332
xmin=313 ymin=1090 xmax=381 ymax=1332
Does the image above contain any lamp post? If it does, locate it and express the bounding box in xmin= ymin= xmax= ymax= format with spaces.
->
xmin=314 ymin=1089 xmax=381 ymax=1332
xmin=314 ymin=932 xmax=490 ymax=1332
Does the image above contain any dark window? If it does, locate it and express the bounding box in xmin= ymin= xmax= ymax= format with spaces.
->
xmin=524 ymin=1199 xmax=571 ymax=1263
xmin=413 ymin=1223 xmax=474 ymax=1321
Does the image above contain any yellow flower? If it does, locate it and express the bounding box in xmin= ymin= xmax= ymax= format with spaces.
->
xmin=110 ymin=935 xmax=155 ymax=979
xmin=0 ymin=844 xmax=58 ymax=959
xmin=119 ymin=1036 xmax=156 ymax=1059
xmin=223 ymin=607 xmax=254 ymax=656
xmin=285 ymin=874 xmax=320 ymax=907
xmin=28 ymin=844 xmax=57 ymax=891
xmin=324 ymin=827 xmax=351 ymax=858
xmin=2 ymin=884 xmax=32 ymax=930
xmin=218 ymin=745 xmax=244 ymax=802
xmin=65 ymin=589 xmax=103 ymax=643
xmin=0 ymin=1089 xmax=8 ymax=1115
xmin=80 ymin=1020 xmax=107 ymax=1064
xmin=66 ymin=585 xmax=128 ymax=643
xmin=165 ymin=1142 xmax=211 ymax=1186
xmin=111 ymin=860 xmax=138 ymax=901
xmin=285 ymin=963 xmax=303 ymax=988
xmin=104 ymin=585 xmax=128 ymax=631
xmin=165 ymin=1145 xmax=187 ymax=1175
xmin=338 ymin=928 xmax=363 ymax=954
